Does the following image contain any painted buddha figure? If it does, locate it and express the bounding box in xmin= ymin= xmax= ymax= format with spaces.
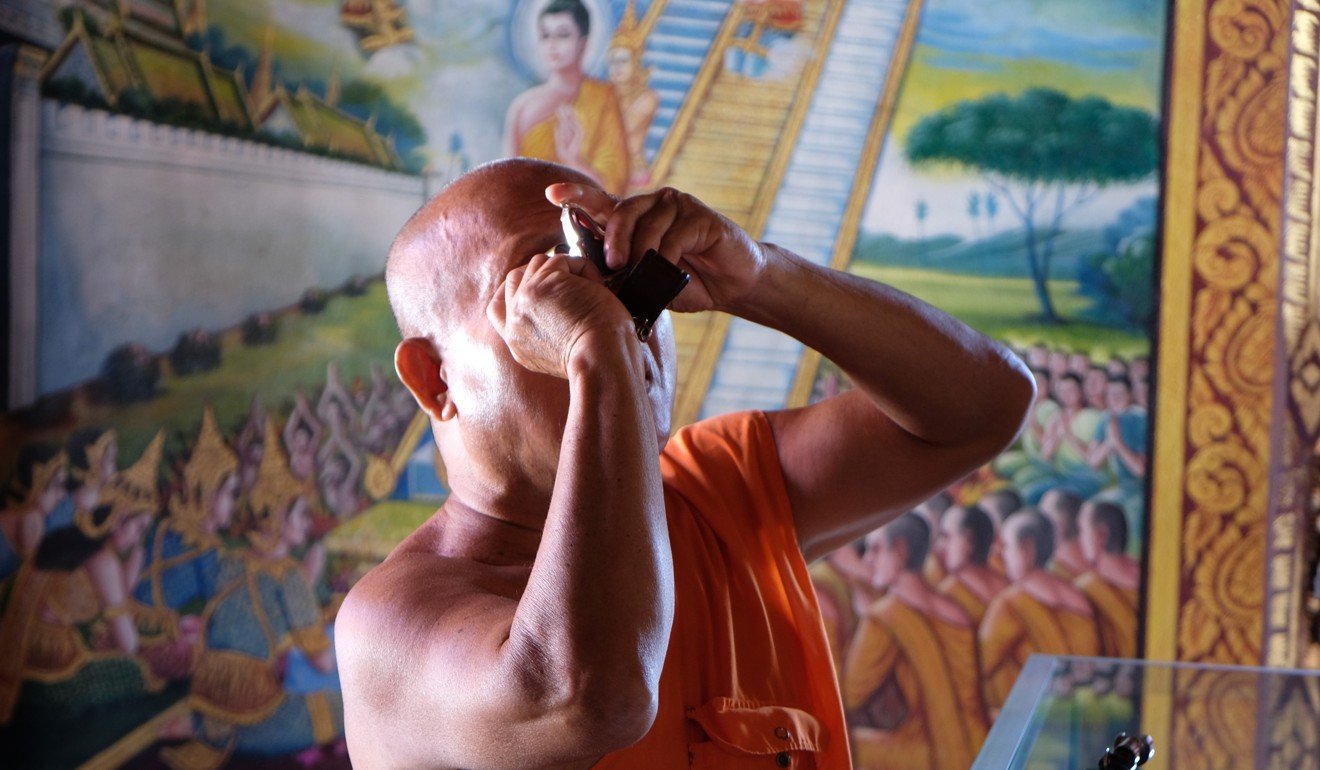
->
xmin=504 ymin=0 xmax=629 ymax=195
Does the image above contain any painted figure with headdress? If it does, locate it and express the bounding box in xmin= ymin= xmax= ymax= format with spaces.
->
xmin=606 ymin=0 xmax=658 ymax=193
xmin=0 ymin=447 xmax=70 ymax=584
xmin=0 ymin=432 xmax=168 ymax=749
xmin=67 ymin=428 xmax=119 ymax=519
xmin=161 ymin=418 xmax=341 ymax=770
xmin=132 ymin=407 xmax=240 ymax=632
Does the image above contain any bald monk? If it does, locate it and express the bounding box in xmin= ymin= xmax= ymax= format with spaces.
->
xmin=935 ymin=504 xmax=1008 ymax=625
xmin=1075 ymin=500 xmax=1140 ymax=658
xmin=845 ymin=515 xmax=988 ymax=770
xmin=1040 ymin=488 xmax=1088 ymax=580
xmin=335 ymin=158 xmax=1034 ymax=769
xmin=980 ymin=510 xmax=1099 ymax=714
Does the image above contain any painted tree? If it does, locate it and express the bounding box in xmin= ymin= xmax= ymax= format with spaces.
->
xmin=906 ymin=88 xmax=1158 ymax=323
xmin=967 ymin=191 xmax=981 ymax=237
xmin=915 ymin=199 xmax=929 ymax=239
xmin=985 ymin=192 xmax=999 ymax=232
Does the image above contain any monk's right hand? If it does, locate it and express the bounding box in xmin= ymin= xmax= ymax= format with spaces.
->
xmin=486 ymin=252 xmax=634 ymax=378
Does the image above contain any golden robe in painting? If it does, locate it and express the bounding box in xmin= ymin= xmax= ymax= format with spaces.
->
xmin=517 ymin=79 xmax=629 ymax=196
xmin=938 ymin=573 xmax=989 ymax=626
xmin=979 ymin=586 xmax=1100 ymax=711
xmin=1075 ymin=572 xmax=1137 ymax=659
xmin=844 ymin=596 xmax=987 ymax=770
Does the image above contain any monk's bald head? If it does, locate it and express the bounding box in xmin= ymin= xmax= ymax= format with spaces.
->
xmin=385 ymin=158 xmax=598 ymax=344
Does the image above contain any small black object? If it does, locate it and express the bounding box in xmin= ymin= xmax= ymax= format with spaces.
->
xmin=614 ymin=250 xmax=690 ymax=341
xmin=1098 ymin=732 xmax=1154 ymax=770
xmin=560 ymin=203 xmax=690 ymax=341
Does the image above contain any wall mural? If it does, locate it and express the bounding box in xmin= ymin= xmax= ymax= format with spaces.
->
xmin=0 ymin=0 xmax=1166 ymax=766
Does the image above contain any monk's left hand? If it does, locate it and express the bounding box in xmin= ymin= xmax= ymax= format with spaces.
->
xmin=546 ymin=183 xmax=768 ymax=314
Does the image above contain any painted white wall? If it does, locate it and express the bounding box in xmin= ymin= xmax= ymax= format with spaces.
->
xmin=32 ymin=101 xmax=426 ymax=394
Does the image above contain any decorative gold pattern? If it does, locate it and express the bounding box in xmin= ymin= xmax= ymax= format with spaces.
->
xmin=1167 ymin=667 xmax=1259 ymax=768
xmin=1157 ymin=0 xmax=1289 ymax=666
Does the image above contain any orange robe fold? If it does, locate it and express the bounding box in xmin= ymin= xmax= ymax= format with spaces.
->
xmin=1075 ymin=572 xmax=1138 ymax=659
xmin=843 ymin=595 xmax=987 ymax=770
xmin=979 ymin=586 xmax=1100 ymax=711
xmin=595 ymin=411 xmax=851 ymax=769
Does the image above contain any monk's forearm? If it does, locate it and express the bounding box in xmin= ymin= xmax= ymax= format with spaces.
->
xmin=509 ymin=326 xmax=673 ymax=719
xmin=727 ymin=246 xmax=1034 ymax=448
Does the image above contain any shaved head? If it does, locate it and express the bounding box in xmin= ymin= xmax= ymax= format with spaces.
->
xmin=386 ymin=158 xmax=598 ymax=344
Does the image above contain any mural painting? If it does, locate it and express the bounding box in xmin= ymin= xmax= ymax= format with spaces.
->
xmin=0 ymin=0 xmax=1166 ymax=767
xmin=800 ymin=0 xmax=1166 ymax=766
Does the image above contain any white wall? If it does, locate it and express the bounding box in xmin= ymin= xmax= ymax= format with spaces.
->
xmin=31 ymin=101 xmax=426 ymax=395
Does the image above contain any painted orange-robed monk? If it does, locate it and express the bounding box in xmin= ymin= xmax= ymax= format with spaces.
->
xmin=845 ymin=515 xmax=988 ymax=770
xmin=334 ymin=158 xmax=1034 ymax=769
xmin=980 ymin=510 xmax=1099 ymax=714
xmin=1075 ymin=500 xmax=1140 ymax=658
xmin=1040 ymin=488 xmax=1088 ymax=581
xmin=915 ymin=491 xmax=952 ymax=586
xmin=935 ymin=504 xmax=1008 ymax=625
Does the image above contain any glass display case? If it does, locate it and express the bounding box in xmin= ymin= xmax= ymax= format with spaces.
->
xmin=973 ymin=655 xmax=1320 ymax=769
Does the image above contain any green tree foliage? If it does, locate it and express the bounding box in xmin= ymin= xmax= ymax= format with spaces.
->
xmin=906 ymin=88 xmax=1159 ymax=323
xmin=1082 ymin=234 xmax=1156 ymax=331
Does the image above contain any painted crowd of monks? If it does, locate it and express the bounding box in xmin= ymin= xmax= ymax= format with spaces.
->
xmin=811 ymin=346 xmax=1147 ymax=769
xmin=0 ymin=361 xmax=415 ymax=769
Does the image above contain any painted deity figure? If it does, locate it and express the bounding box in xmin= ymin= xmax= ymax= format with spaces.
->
xmin=844 ymin=515 xmax=988 ymax=770
xmin=606 ymin=1 xmax=658 ymax=193
xmin=163 ymin=419 xmax=342 ymax=770
xmin=67 ymin=428 xmax=119 ymax=522
xmin=133 ymin=408 xmax=241 ymax=668
xmin=0 ymin=448 xmax=69 ymax=584
xmin=503 ymin=0 xmax=629 ymax=195
xmin=0 ymin=433 xmax=167 ymax=740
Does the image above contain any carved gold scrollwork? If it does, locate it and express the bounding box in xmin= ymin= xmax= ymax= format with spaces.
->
xmin=1170 ymin=668 xmax=1259 ymax=766
xmin=1173 ymin=0 xmax=1289 ymax=666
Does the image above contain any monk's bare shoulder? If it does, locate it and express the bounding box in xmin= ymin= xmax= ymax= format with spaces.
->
xmin=336 ymin=517 xmax=529 ymax=768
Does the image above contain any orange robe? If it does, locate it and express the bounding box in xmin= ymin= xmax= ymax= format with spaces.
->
xmin=979 ymin=586 xmax=1100 ymax=711
xmin=922 ymin=554 xmax=946 ymax=587
xmin=938 ymin=573 xmax=989 ymax=626
xmin=517 ymin=78 xmax=629 ymax=196
xmin=1049 ymin=558 xmax=1080 ymax=582
xmin=843 ymin=595 xmax=987 ymax=770
xmin=1075 ymin=572 xmax=1137 ymax=659
xmin=596 ymin=411 xmax=850 ymax=769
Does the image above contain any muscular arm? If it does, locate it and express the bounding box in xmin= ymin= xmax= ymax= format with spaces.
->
xmin=547 ymin=183 xmax=1035 ymax=563
xmin=339 ymin=277 xmax=672 ymax=768
xmin=741 ymin=249 xmax=1035 ymax=560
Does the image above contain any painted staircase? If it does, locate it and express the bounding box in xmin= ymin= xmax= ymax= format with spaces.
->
xmin=698 ymin=0 xmax=923 ymax=418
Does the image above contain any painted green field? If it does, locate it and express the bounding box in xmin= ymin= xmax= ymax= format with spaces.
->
xmin=1 ymin=282 xmax=401 ymax=472
xmin=848 ymin=263 xmax=1151 ymax=357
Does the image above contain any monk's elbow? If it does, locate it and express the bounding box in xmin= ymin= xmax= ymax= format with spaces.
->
xmin=560 ymin=671 xmax=659 ymax=754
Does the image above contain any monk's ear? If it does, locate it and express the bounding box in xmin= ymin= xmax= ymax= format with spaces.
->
xmin=395 ymin=338 xmax=457 ymax=422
